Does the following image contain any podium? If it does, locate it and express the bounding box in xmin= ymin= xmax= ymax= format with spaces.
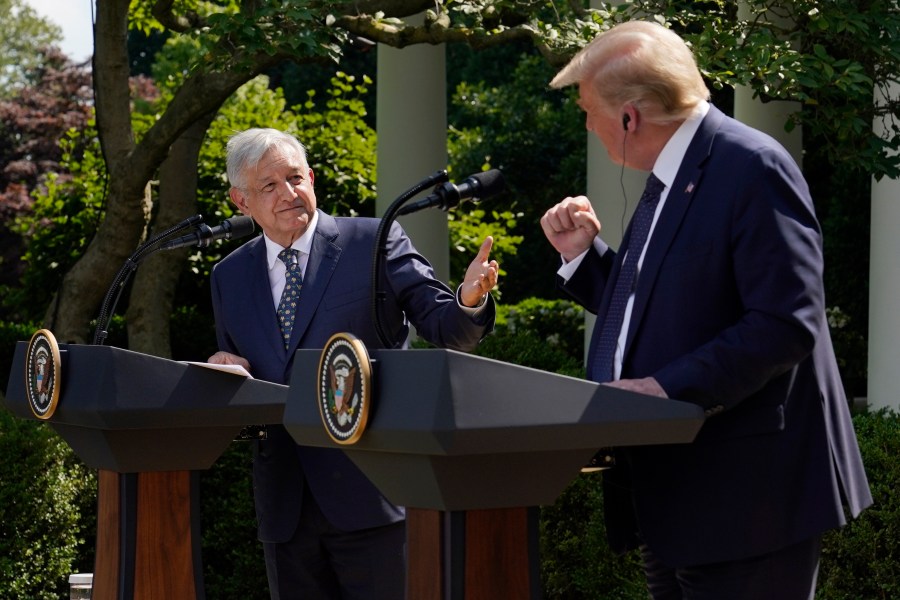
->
xmin=6 ymin=342 xmax=705 ymax=599
xmin=3 ymin=342 xmax=287 ymax=600
xmin=285 ymin=348 xmax=706 ymax=599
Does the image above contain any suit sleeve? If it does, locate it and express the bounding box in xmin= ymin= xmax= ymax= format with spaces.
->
xmin=382 ymin=221 xmax=495 ymax=351
xmin=559 ymin=239 xmax=616 ymax=315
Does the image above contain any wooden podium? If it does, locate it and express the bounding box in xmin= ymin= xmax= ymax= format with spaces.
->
xmin=4 ymin=342 xmax=286 ymax=600
xmin=285 ymin=348 xmax=706 ymax=600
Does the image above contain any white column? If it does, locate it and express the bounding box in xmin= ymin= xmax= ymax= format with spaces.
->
xmin=867 ymin=82 xmax=900 ymax=411
xmin=733 ymin=91 xmax=802 ymax=164
xmin=376 ymin=24 xmax=449 ymax=281
xmin=734 ymin=3 xmax=803 ymax=166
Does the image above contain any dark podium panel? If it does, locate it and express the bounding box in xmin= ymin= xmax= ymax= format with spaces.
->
xmin=4 ymin=342 xmax=287 ymax=600
xmin=285 ymin=348 xmax=706 ymax=599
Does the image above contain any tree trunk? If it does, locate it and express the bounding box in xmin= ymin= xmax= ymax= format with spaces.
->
xmin=126 ymin=114 xmax=216 ymax=358
xmin=43 ymin=0 xmax=145 ymax=344
xmin=43 ymin=0 xmax=274 ymax=344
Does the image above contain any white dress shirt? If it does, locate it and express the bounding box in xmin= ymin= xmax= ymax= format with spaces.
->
xmin=559 ymin=101 xmax=710 ymax=379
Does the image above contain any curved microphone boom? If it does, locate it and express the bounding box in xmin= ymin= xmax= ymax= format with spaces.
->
xmin=396 ymin=169 xmax=505 ymax=216
xmin=92 ymin=215 xmax=255 ymax=346
xmin=159 ymin=215 xmax=256 ymax=250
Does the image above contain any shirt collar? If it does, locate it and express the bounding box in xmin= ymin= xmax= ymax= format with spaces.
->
xmin=264 ymin=210 xmax=319 ymax=270
xmin=652 ymin=100 xmax=710 ymax=188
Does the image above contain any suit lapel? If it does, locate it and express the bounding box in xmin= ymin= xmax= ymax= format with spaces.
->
xmin=286 ymin=211 xmax=342 ymax=351
xmin=247 ymin=238 xmax=286 ymax=357
xmin=623 ymin=107 xmax=724 ymax=356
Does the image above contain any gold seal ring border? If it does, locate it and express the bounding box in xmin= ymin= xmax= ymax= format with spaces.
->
xmin=25 ymin=329 xmax=61 ymax=420
xmin=317 ymin=332 xmax=372 ymax=445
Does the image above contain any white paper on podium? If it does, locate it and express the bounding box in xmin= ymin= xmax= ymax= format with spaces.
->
xmin=182 ymin=361 xmax=254 ymax=379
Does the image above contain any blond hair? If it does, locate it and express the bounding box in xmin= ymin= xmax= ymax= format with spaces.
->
xmin=551 ymin=21 xmax=709 ymax=124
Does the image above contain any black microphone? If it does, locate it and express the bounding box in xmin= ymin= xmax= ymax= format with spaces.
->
xmin=397 ymin=169 xmax=505 ymax=216
xmin=159 ymin=215 xmax=256 ymax=250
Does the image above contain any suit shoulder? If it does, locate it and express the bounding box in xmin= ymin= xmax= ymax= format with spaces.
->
xmin=212 ymin=235 xmax=263 ymax=275
xmin=332 ymin=215 xmax=380 ymax=232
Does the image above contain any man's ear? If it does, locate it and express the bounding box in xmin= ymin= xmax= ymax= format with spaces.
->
xmin=229 ymin=187 xmax=250 ymax=216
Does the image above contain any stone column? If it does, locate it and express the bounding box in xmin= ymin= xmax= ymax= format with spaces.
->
xmin=376 ymin=23 xmax=449 ymax=281
xmin=867 ymin=82 xmax=900 ymax=411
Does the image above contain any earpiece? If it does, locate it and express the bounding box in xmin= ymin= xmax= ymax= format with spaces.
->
xmin=622 ymin=114 xmax=631 ymax=131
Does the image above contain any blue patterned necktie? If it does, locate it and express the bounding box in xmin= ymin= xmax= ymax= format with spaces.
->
xmin=592 ymin=173 xmax=665 ymax=382
xmin=277 ymin=248 xmax=303 ymax=349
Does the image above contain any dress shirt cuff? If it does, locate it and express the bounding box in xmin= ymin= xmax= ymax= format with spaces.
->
xmin=557 ymin=238 xmax=605 ymax=282
xmin=455 ymin=285 xmax=488 ymax=314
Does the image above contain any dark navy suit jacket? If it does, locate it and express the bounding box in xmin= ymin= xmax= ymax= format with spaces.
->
xmin=211 ymin=210 xmax=494 ymax=542
xmin=562 ymin=105 xmax=872 ymax=568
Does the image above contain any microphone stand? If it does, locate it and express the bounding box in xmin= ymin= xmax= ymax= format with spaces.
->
xmin=371 ymin=170 xmax=450 ymax=348
xmin=91 ymin=215 xmax=203 ymax=346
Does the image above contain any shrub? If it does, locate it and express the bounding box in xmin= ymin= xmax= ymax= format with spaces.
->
xmin=0 ymin=409 xmax=96 ymax=599
xmin=817 ymin=409 xmax=900 ymax=599
xmin=540 ymin=473 xmax=646 ymax=599
xmin=475 ymin=297 xmax=585 ymax=377
xmin=199 ymin=442 xmax=268 ymax=599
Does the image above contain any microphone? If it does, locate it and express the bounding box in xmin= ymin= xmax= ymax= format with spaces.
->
xmin=397 ymin=169 xmax=505 ymax=216
xmin=159 ymin=215 xmax=256 ymax=250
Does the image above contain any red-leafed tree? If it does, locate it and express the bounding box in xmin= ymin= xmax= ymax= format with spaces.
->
xmin=0 ymin=47 xmax=93 ymax=288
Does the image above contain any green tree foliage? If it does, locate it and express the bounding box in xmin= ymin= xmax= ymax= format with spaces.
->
xmin=447 ymin=47 xmax=584 ymax=301
xmin=0 ymin=0 xmax=63 ymax=96
xmin=670 ymin=0 xmax=900 ymax=180
xmin=9 ymin=124 xmax=107 ymax=324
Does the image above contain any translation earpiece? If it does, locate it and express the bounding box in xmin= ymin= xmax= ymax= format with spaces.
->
xmin=622 ymin=114 xmax=631 ymax=131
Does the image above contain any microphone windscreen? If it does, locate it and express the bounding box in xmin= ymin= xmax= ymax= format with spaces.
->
xmin=228 ymin=216 xmax=255 ymax=238
xmin=471 ymin=169 xmax=505 ymax=197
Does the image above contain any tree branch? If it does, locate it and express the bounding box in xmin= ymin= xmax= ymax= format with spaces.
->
xmin=151 ymin=0 xmax=205 ymax=33
xmin=331 ymin=14 xmax=570 ymax=66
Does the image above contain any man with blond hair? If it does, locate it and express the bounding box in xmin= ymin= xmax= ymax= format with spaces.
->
xmin=541 ymin=21 xmax=871 ymax=599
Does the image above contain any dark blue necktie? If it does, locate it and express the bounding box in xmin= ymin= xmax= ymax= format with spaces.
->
xmin=276 ymin=248 xmax=302 ymax=349
xmin=592 ymin=173 xmax=665 ymax=382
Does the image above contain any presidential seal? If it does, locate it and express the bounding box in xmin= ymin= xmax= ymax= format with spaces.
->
xmin=317 ymin=333 xmax=372 ymax=445
xmin=25 ymin=329 xmax=62 ymax=420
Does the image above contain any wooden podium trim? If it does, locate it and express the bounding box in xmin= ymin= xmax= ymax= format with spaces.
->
xmin=406 ymin=507 xmax=540 ymax=600
xmin=92 ymin=470 xmax=203 ymax=600
xmin=93 ymin=470 xmax=122 ymax=600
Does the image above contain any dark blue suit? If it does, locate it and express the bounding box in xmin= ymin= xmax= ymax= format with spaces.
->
xmin=563 ymin=106 xmax=872 ymax=569
xmin=211 ymin=210 xmax=494 ymax=545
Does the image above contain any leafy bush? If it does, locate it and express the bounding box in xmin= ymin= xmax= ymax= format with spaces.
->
xmin=199 ymin=442 xmax=268 ymax=599
xmin=0 ymin=409 xmax=96 ymax=599
xmin=0 ymin=320 xmax=36 ymax=394
xmin=474 ymin=298 xmax=586 ymax=378
xmin=818 ymin=409 xmax=900 ymax=599
xmin=540 ymin=473 xmax=646 ymax=600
